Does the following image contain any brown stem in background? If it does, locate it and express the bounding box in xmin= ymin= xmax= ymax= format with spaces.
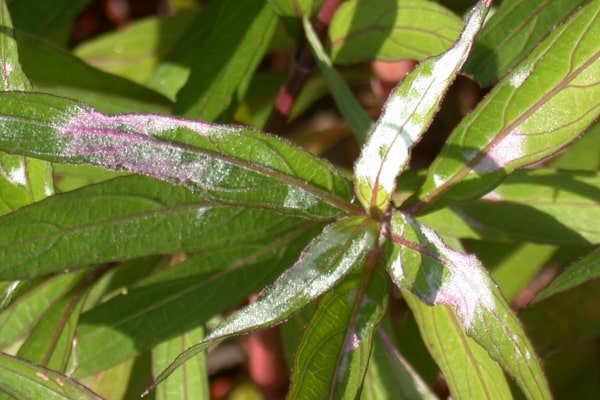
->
xmin=264 ymin=0 xmax=343 ymax=135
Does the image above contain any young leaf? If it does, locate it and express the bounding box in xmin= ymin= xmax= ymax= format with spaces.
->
xmin=464 ymin=0 xmax=588 ymax=86
xmin=402 ymin=293 xmax=513 ymax=399
xmin=329 ymin=0 xmax=463 ymax=64
xmin=288 ymin=265 xmax=388 ymax=399
xmin=414 ymin=1 xmax=600 ymax=213
xmin=353 ymin=0 xmax=490 ymax=216
xmin=535 ymin=247 xmax=600 ymax=302
xmin=146 ymin=216 xmax=379 ymax=394
xmin=0 ymin=175 xmax=308 ymax=279
xmin=0 ymin=352 xmax=103 ymax=400
xmin=384 ymin=210 xmax=552 ymax=400
xmin=0 ymin=92 xmax=357 ymax=220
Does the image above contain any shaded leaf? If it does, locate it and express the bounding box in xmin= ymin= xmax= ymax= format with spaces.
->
xmin=0 ymin=175 xmax=308 ymax=279
xmin=147 ymin=216 xmax=379 ymax=393
xmin=0 ymin=92 xmax=357 ymax=220
xmin=403 ymin=293 xmax=512 ymax=399
xmin=8 ymin=0 xmax=91 ymax=37
xmin=74 ymin=224 xmax=318 ymax=377
xmin=175 ymin=0 xmax=277 ymax=120
xmin=152 ymin=327 xmax=209 ymax=400
xmin=329 ymin=0 xmax=463 ymax=65
xmin=385 ymin=210 xmax=551 ymax=400
xmin=354 ymin=0 xmax=490 ymax=215
xmin=550 ymin=121 xmax=600 ymax=171
xmin=535 ymin=247 xmax=600 ymax=302
xmin=464 ymin=0 xmax=588 ymax=86
xmin=289 ymin=265 xmax=387 ymax=399
xmin=0 ymin=352 xmax=102 ymax=400
xmin=414 ymin=1 xmax=600 ymax=213
xmin=304 ymin=16 xmax=372 ymax=144
xmin=268 ymin=0 xmax=320 ymax=17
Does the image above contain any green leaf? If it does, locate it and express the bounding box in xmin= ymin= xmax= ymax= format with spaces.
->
xmin=535 ymin=247 xmax=600 ymax=302
xmin=304 ymin=16 xmax=373 ymax=144
xmin=8 ymin=0 xmax=92 ymax=37
xmin=353 ymin=0 xmax=490 ymax=215
xmin=0 ymin=175 xmax=310 ymax=280
xmin=74 ymin=224 xmax=317 ymax=377
xmin=267 ymin=0 xmax=321 ymax=17
xmin=0 ymin=92 xmax=357 ymax=220
xmin=414 ymin=1 xmax=600 ymax=213
xmin=288 ymin=265 xmax=387 ymax=399
xmin=16 ymin=32 xmax=171 ymax=114
xmin=147 ymin=216 xmax=379 ymax=393
xmin=362 ymin=329 xmax=438 ymax=400
xmin=152 ymin=326 xmax=209 ymax=400
xmin=403 ymin=293 xmax=512 ymax=400
xmin=464 ymin=0 xmax=588 ymax=86
xmin=385 ymin=210 xmax=551 ymax=400
xmin=174 ymin=0 xmax=277 ymax=120
xmin=0 ymin=352 xmax=102 ymax=400
xmin=329 ymin=0 xmax=464 ymax=65
xmin=74 ymin=14 xmax=196 ymax=85
xmin=550 ymin=121 xmax=600 ymax=171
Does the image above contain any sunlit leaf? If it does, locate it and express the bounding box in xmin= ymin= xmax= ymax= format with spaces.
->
xmin=535 ymin=247 xmax=600 ymax=302
xmin=147 ymin=216 xmax=379 ymax=393
xmin=464 ymin=0 xmax=588 ymax=86
xmin=329 ymin=0 xmax=463 ymax=64
xmin=74 ymin=224 xmax=317 ymax=377
xmin=0 ymin=175 xmax=309 ymax=279
xmin=414 ymin=1 xmax=600 ymax=213
xmin=152 ymin=326 xmax=209 ymax=400
xmin=0 ymin=92 xmax=357 ymax=220
xmin=0 ymin=352 xmax=102 ymax=400
xmin=550 ymin=121 xmax=600 ymax=171
xmin=353 ymin=0 xmax=490 ymax=215
xmin=267 ymin=0 xmax=320 ymax=17
xmin=289 ymin=266 xmax=387 ymax=399
xmin=385 ymin=210 xmax=551 ymax=400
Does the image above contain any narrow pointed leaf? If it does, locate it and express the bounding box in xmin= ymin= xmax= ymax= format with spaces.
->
xmin=535 ymin=247 xmax=600 ymax=302
xmin=329 ymin=0 xmax=463 ymax=65
xmin=304 ymin=17 xmax=372 ymax=144
xmin=74 ymin=224 xmax=317 ymax=377
xmin=289 ymin=266 xmax=388 ymax=399
xmin=353 ymin=0 xmax=490 ymax=215
xmin=385 ymin=210 xmax=551 ymax=400
xmin=362 ymin=329 xmax=438 ymax=400
xmin=152 ymin=327 xmax=209 ymax=400
xmin=415 ymin=1 xmax=600 ymax=213
xmin=464 ymin=0 xmax=588 ymax=86
xmin=147 ymin=216 xmax=379 ymax=393
xmin=0 ymin=175 xmax=308 ymax=279
xmin=0 ymin=92 xmax=356 ymax=220
xmin=402 ymin=293 xmax=512 ymax=400
xmin=0 ymin=352 xmax=102 ymax=400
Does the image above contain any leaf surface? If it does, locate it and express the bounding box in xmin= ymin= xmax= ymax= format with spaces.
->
xmin=8 ymin=0 xmax=91 ymax=36
xmin=288 ymin=266 xmax=387 ymax=399
xmin=385 ymin=210 xmax=551 ymax=400
xmin=0 ymin=175 xmax=308 ymax=279
xmin=414 ymin=1 xmax=600 ymax=212
xmin=0 ymin=92 xmax=356 ymax=220
xmin=353 ymin=0 xmax=490 ymax=215
xmin=329 ymin=0 xmax=463 ymax=64
xmin=0 ymin=352 xmax=102 ymax=400
xmin=147 ymin=216 xmax=379 ymax=393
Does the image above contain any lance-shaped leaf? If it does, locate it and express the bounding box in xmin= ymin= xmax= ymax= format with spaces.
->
xmin=146 ymin=216 xmax=379 ymax=394
xmin=329 ymin=0 xmax=463 ymax=65
xmin=414 ymin=1 xmax=600 ymax=213
xmin=0 ymin=352 xmax=103 ymax=400
xmin=288 ymin=265 xmax=388 ymax=399
xmin=402 ymin=293 xmax=512 ymax=400
xmin=464 ymin=0 xmax=588 ymax=86
xmin=0 ymin=175 xmax=308 ymax=280
xmin=353 ymin=0 xmax=490 ymax=215
xmin=535 ymin=247 xmax=600 ymax=302
xmin=0 ymin=92 xmax=357 ymax=220
xmin=384 ymin=210 xmax=551 ymax=400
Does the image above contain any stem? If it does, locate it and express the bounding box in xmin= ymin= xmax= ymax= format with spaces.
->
xmin=264 ymin=0 xmax=343 ymax=134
